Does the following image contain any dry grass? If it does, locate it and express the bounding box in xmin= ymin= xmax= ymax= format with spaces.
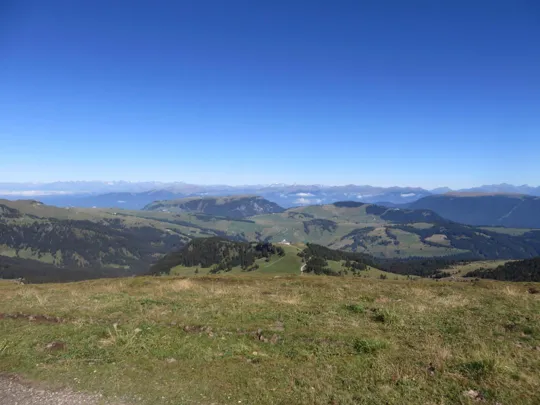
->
xmin=1 ymin=275 xmax=539 ymax=405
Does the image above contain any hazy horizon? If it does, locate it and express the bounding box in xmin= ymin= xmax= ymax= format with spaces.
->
xmin=1 ymin=179 xmax=539 ymax=192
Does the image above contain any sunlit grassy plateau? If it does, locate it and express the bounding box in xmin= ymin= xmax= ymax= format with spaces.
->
xmin=1 ymin=275 xmax=539 ymax=404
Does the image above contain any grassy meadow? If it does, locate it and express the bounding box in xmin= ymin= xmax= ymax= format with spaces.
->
xmin=1 ymin=275 xmax=539 ymax=404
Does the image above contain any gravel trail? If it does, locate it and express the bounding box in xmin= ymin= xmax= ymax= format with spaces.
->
xmin=0 ymin=376 xmax=125 ymax=405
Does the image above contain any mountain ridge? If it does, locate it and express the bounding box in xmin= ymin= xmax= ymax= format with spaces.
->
xmin=408 ymin=194 xmax=540 ymax=228
xmin=143 ymin=195 xmax=285 ymax=218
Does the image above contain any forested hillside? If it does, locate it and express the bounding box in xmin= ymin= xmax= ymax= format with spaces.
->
xmin=465 ymin=257 xmax=540 ymax=282
xmin=0 ymin=200 xmax=189 ymax=281
xmin=0 ymin=255 xmax=134 ymax=283
xmin=149 ymin=238 xmax=285 ymax=275
xmin=143 ymin=195 xmax=284 ymax=218
xmin=392 ymin=223 xmax=540 ymax=259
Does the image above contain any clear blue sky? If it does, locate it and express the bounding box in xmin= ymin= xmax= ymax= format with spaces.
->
xmin=1 ymin=0 xmax=539 ymax=188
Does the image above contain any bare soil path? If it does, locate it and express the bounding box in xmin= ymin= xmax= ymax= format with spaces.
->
xmin=0 ymin=376 xmax=125 ymax=405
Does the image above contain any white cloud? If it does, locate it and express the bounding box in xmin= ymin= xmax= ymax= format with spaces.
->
xmin=293 ymin=197 xmax=323 ymax=205
xmin=295 ymin=192 xmax=315 ymax=197
xmin=117 ymin=200 xmax=126 ymax=203
xmin=0 ymin=190 xmax=75 ymax=196
xmin=356 ymin=194 xmax=374 ymax=199
xmin=400 ymin=193 xmax=416 ymax=197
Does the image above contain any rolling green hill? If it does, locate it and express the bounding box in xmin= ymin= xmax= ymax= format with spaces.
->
xmin=149 ymin=237 xmax=408 ymax=279
xmin=143 ymin=195 xmax=285 ymax=218
xmin=160 ymin=201 xmax=540 ymax=260
xmin=3 ymin=197 xmax=540 ymax=282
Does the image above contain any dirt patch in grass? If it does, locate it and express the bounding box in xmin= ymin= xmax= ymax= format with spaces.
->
xmin=0 ymin=313 xmax=65 ymax=323
xmin=0 ymin=374 xmax=128 ymax=405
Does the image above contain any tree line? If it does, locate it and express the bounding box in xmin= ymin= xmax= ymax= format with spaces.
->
xmin=465 ymin=258 xmax=540 ymax=282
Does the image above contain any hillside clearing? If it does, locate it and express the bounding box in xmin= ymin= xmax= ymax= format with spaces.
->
xmin=1 ymin=276 xmax=539 ymax=405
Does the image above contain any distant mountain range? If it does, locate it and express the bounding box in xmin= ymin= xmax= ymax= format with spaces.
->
xmin=1 ymin=181 xmax=540 ymax=211
xmin=456 ymin=184 xmax=540 ymax=195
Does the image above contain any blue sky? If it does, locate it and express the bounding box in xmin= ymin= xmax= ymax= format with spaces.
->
xmin=1 ymin=0 xmax=539 ymax=188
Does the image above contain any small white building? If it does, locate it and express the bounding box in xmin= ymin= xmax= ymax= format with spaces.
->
xmin=279 ymin=239 xmax=291 ymax=245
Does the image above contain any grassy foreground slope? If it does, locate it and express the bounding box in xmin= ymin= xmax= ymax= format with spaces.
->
xmin=1 ymin=276 xmax=539 ymax=405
